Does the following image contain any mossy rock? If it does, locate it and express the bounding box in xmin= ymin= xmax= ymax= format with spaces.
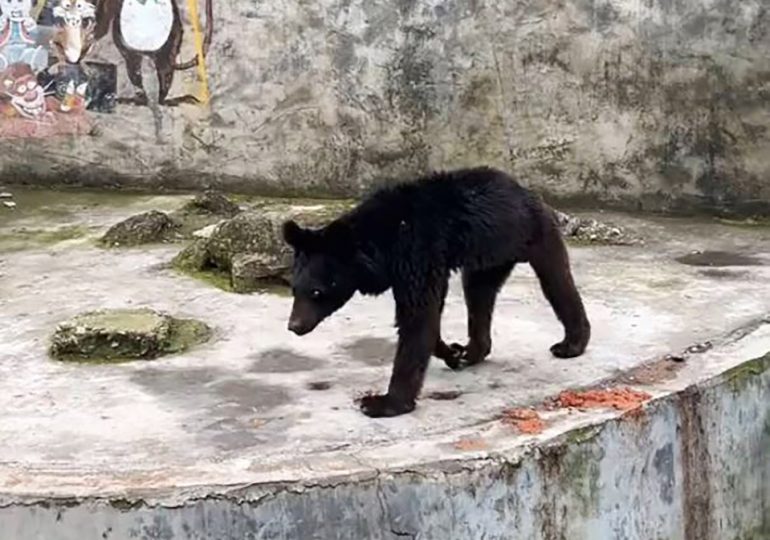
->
xmin=172 ymin=201 xmax=352 ymax=292
xmin=206 ymin=212 xmax=284 ymax=271
xmin=100 ymin=211 xmax=180 ymax=248
xmin=169 ymin=191 xmax=242 ymax=238
xmin=172 ymin=238 xmax=210 ymax=272
xmin=181 ymin=190 xmax=241 ymax=218
xmin=206 ymin=204 xmax=351 ymax=271
xmin=231 ymin=252 xmax=291 ymax=293
xmin=50 ymin=308 xmax=211 ymax=363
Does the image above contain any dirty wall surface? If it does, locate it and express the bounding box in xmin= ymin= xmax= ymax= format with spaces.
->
xmin=0 ymin=0 xmax=768 ymax=213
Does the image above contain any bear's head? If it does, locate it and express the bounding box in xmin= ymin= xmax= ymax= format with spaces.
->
xmin=282 ymin=219 xmax=359 ymax=336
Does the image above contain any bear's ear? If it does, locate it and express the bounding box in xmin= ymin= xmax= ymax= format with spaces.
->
xmin=283 ymin=220 xmax=312 ymax=250
xmin=322 ymin=221 xmax=355 ymax=258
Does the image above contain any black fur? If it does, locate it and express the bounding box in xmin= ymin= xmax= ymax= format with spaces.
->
xmin=283 ymin=167 xmax=591 ymax=418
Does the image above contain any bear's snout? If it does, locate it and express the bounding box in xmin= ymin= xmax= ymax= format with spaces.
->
xmin=288 ymin=317 xmax=312 ymax=335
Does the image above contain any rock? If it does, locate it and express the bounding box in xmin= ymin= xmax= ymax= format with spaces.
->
xmin=2 ymin=201 xmax=16 ymax=209
xmin=192 ymin=222 xmax=221 ymax=239
xmin=172 ymin=238 xmax=211 ymax=271
xmin=182 ymin=190 xmax=241 ymax=217
xmin=0 ymin=192 xmax=12 ymax=199
xmin=172 ymin=201 xmax=352 ymax=292
xmin=206 ymin=212 xmax=287 ymax=271
xmin=206 ymin=204 xmax=344 ymax=271
xmin=231 ymin=252 xmax=291 ymax=293
xmin=554 ymin=209 xmax=641 ymax=246
xmin=100 ymin=210 xmax=179 ymax=247
xmin=50 ymin=308 xmax=210 ymax=363
xmin=554 ymin=210 xmax=581 ymax=237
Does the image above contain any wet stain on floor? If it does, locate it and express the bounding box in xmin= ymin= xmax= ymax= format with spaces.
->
xmin=209 ymin=379 xmax=291 ymax=414
xmin=339 ymin=337 xmax=395 ymax=366
xmin=425 ymin=390 xmax=463 ymax=401
xmin=131 ymin=367 xmax=291 ymax=451
xmin=307 ymin=381 xmax=332 ymax=391
xmin=675 ymin=250 xmax=763 ymax=267
xmin=698 ymin=268 xmax=751 ymax=279
xmin=249 ymin=348 xmax=323 ymax=373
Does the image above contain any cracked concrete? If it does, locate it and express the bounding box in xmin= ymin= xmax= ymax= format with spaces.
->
xmin=0 ymin=194 xmax=769 ymax=538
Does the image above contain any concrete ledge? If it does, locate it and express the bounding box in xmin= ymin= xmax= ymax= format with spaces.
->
xmin=2 ymin=335 xmax=768 ymax=539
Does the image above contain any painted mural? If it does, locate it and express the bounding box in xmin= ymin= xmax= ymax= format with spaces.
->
xmin=0 ymin=0 xmax=211 ymax=138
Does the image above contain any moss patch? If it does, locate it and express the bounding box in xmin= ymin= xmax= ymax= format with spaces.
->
xmin=722 ymin=352 xmax=770 ymax=394
xmin=50 ymin=308 xmax=211 ymax=363
xmin=0 ymin=225 xmax=92 ymax=251
xmin=164 ymin=318 xmax=213 ymax=354
xmin=175 ymin=265 xmax=235 ymax=292
xmin=717 ymin=217 xmax=770 ymax=229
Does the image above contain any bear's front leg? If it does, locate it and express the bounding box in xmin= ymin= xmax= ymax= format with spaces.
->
xmin=359 ymin=297 xmax=441 ymax=418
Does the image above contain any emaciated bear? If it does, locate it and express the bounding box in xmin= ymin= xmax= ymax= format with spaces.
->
xmin=282 ymin=167 xmax=590 ymax=418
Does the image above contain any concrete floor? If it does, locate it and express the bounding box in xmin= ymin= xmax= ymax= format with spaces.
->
xmin=0 ymin=193 xmax=769 ymax=501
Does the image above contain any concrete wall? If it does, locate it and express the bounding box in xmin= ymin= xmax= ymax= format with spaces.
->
xmin=1 ymin=0 xmax=769 ymax=214
xmin=3 ymin=354 xmax=768 ymax=539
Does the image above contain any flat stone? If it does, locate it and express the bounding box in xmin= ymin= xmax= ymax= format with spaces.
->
xmin=49 ymin=308 xmax=210 ymax=363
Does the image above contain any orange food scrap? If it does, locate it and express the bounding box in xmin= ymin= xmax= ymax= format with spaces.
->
xmin=501 ymin=408 xmax=545 ymax=434
xmin=453 ymin=437 xmax=488 ymax=451
xmin=554 ymin=387 xmax=651 ymax=411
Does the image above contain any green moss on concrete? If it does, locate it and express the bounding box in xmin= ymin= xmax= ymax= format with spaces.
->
xmin=538 ymin=425 xmax=604 ymax=519
xmin=174 ymin=265 xmax=234 ymax=293
xmin=562 ymin=445 xmax=602 ymax=517
xmin=564 ymin=424 xmax=605 ymax=446
xmin=0 ymin=225 xmax=92 ymax=252
xmin=50 ymin=308 xmax=211 ymax=363
xmin=250 ymin=281 xmax=292 ymax=297
xmin=732 ymin=525 xmax=770 ymax=540
xmin=717 ymin=217 xmax=770 ymax=229
xmin=722 ymin=352 xmax=770 ymax=393
xmin=164 ymin=318 xmax=213 ymax=354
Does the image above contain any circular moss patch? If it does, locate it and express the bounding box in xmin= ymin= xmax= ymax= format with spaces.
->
xmin=50 ymin=308 xmax=211 ymax=363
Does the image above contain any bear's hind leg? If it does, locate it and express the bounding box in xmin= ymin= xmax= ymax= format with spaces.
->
xmin=447 ymin=261 xmax=515 ymax=370
xmin=433 ymin=277 xmax=465 ymax=369
xmin=528 ymin=221 xmax=591 ymax=358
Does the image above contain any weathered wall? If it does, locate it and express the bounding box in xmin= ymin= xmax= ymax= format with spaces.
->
xmin=2 ymin=354 xmax=768 ymax=539
xmin=1 ymin=0 xmax=769 ymax=213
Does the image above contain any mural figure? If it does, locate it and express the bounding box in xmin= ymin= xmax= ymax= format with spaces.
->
xmin=1 ymin=62 xmax=52 ymax=119
xmin=0 ymin=0 xmax=48 ymax=71
xmin=94 ymin=0 xmax=212 ymax=105
xmin=0 ymin=0 xmax=212 ymax=138
xmin=51 ymin=0 xmax=96 ymax=64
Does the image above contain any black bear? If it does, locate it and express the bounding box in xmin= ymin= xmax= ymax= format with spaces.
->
xmin=282 ymin=167 xmax=590 ymax=418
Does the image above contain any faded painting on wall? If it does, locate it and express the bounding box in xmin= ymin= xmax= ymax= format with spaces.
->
xmin=0 ymin=0 xmax=211 ymax=139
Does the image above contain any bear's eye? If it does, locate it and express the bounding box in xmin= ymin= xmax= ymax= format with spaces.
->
xmin=310 ymin=289 xmax=322 ymax=299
